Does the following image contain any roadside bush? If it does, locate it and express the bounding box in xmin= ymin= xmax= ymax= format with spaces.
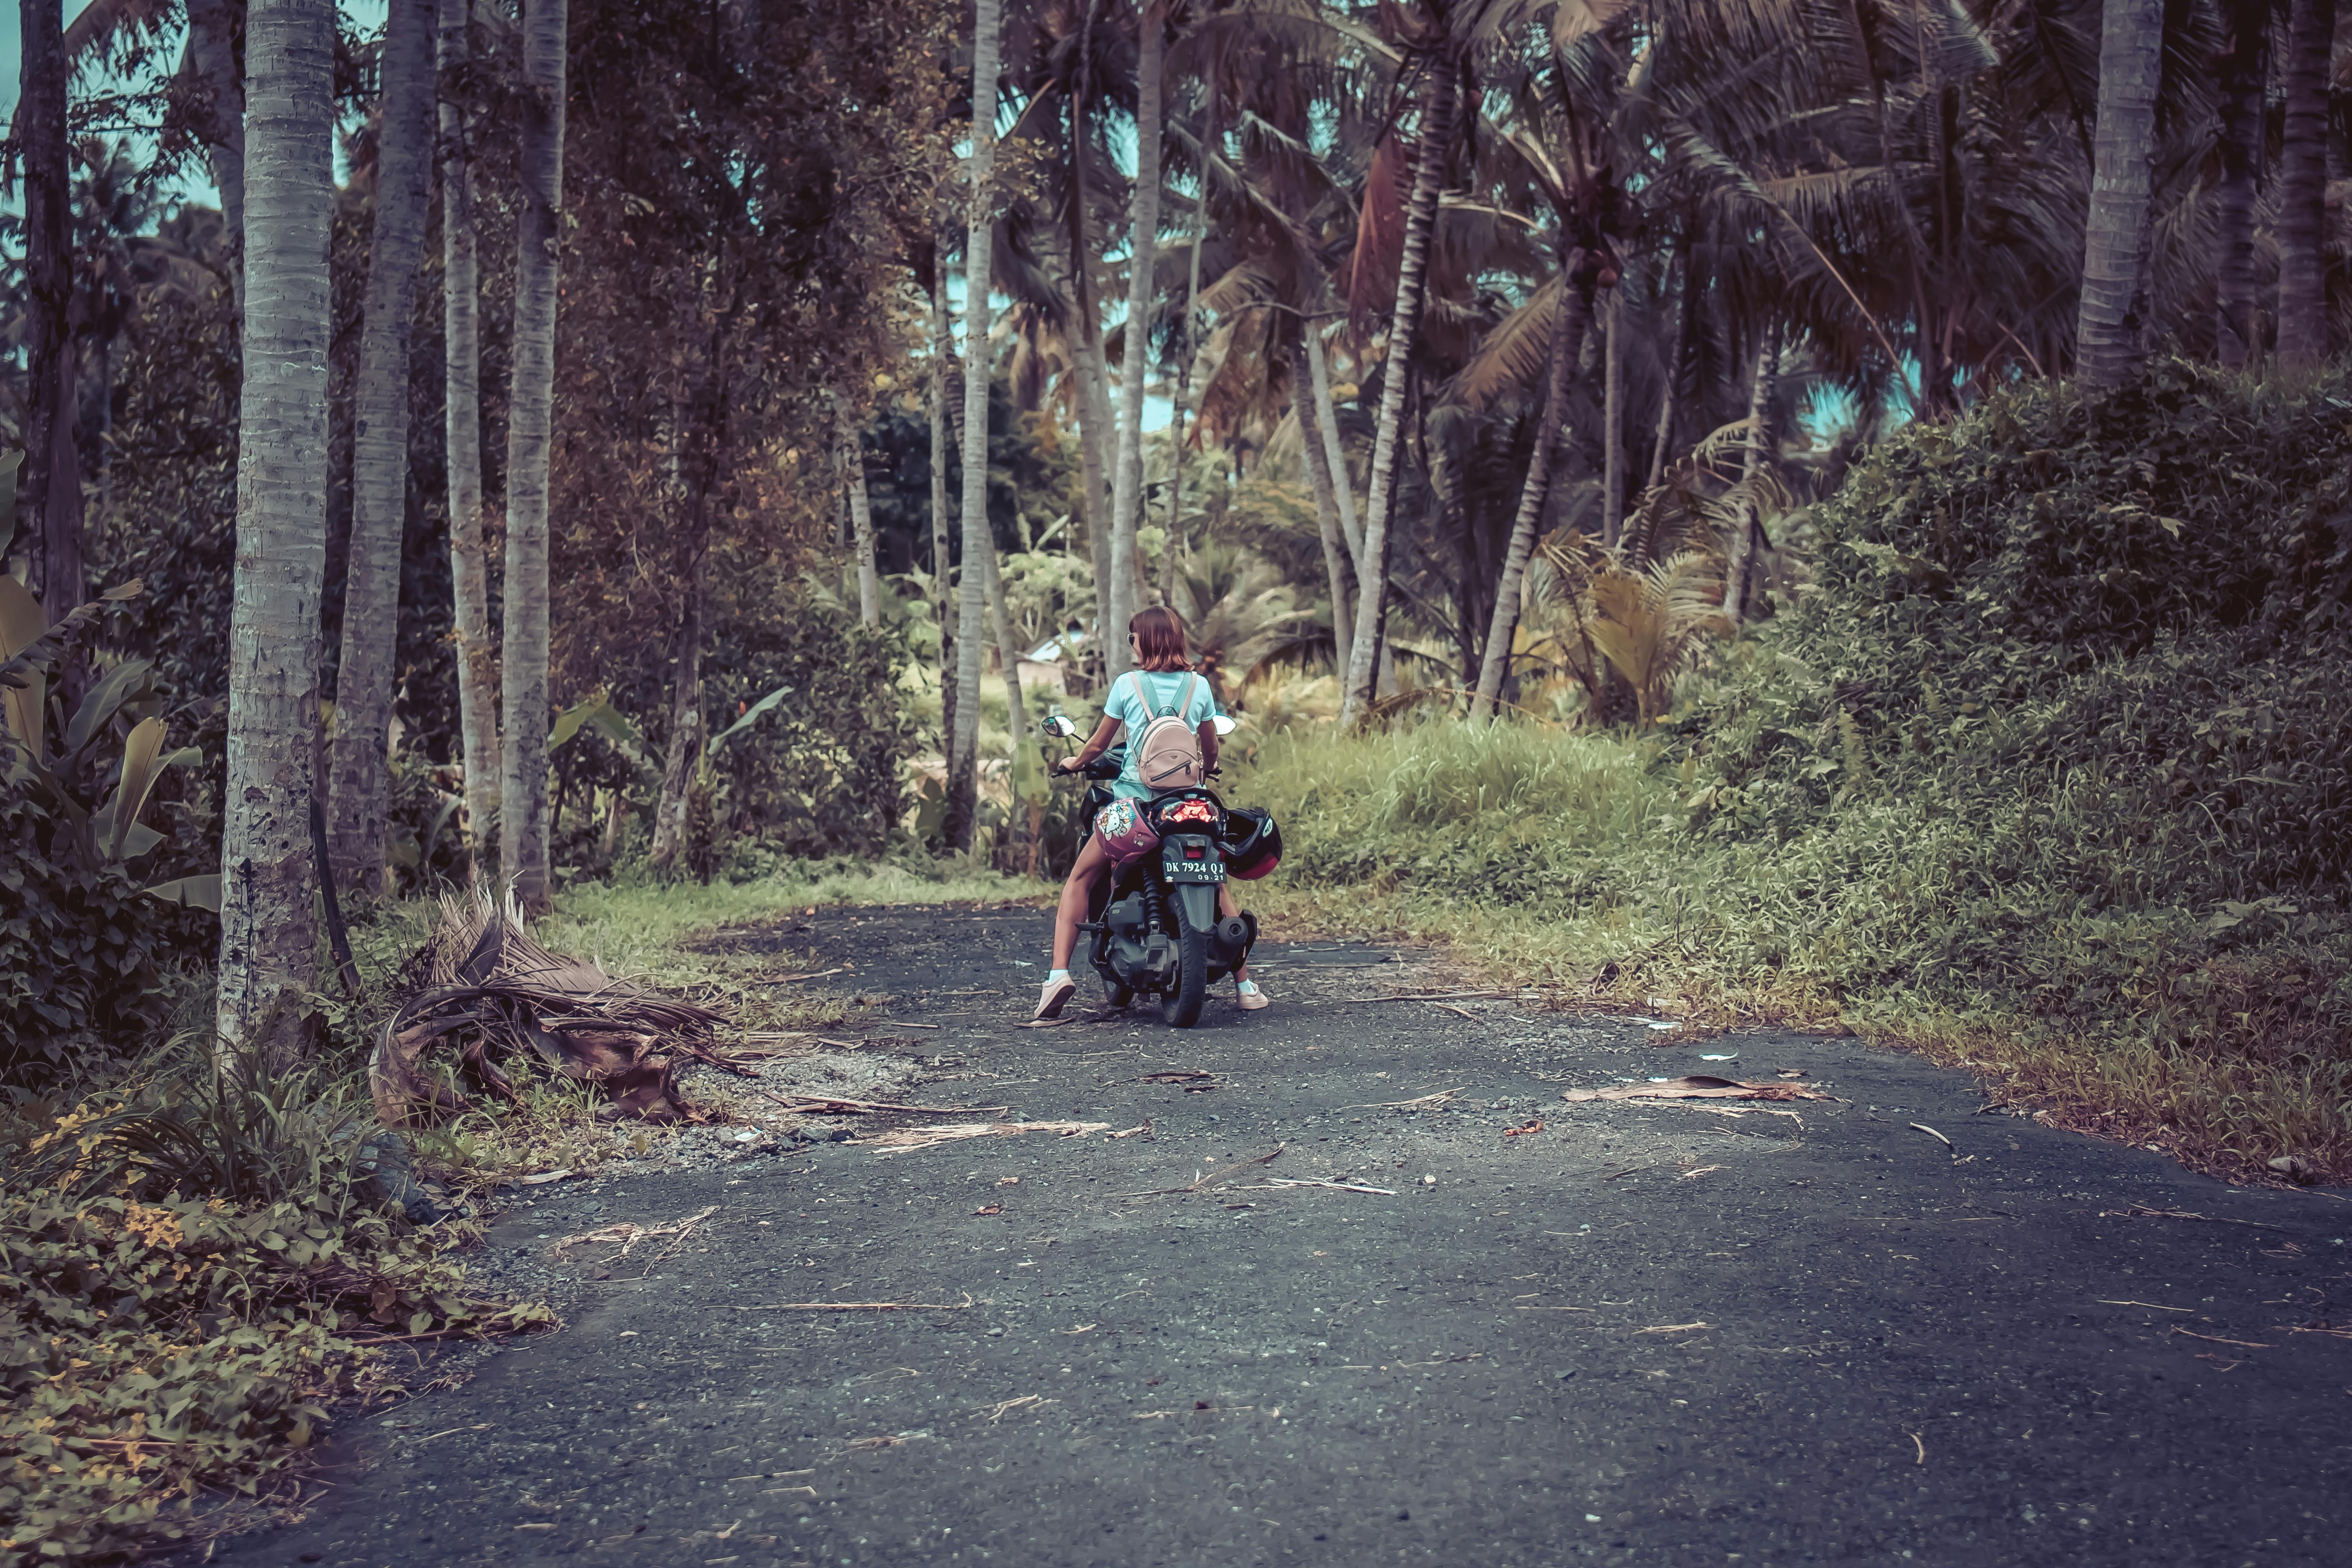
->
xmin=1243 ymin=360 xmax=2352 ymax=1180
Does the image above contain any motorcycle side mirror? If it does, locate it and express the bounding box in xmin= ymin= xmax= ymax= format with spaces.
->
xmin=1210 ymin=715 xmax=1237 ymax=737
xmin=1042 ymin=714 xmax=1081 ymax=739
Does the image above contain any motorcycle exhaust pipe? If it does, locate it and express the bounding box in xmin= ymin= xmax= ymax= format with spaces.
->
xmin=1216 ymin=916 xmax=1251 ymax=951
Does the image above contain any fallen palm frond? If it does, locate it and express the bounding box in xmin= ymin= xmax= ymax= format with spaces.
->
xmin=370 ymin=885 xmax=733 ymax=1126
xmin=844 ymin=1120 xmax=1112 ymax=1154
xmin=1561 ymin=1074 xmax=1833 ymax=1104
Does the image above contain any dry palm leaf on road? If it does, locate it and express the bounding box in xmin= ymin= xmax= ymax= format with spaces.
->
xmin=1561 ymin=1074 xmax=1835 ymax=1104
xmin=370 ymin=886 xmax=738 ymax=1125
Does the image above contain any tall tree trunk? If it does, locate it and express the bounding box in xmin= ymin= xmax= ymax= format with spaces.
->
xmin=2214 ymin=0 xmax=2270 ymax=368
xmin=2275 ymin=0 xmax=2335 ymax=369
xmin=1288 ymin=339 xmax=1354 ymax=675
xmin=20 ymin=0 xmax=82 ymax=629
xmin=1305 ymin=331 xmax=1362 ymax=568
xmin=217 ymin=0 xmax=334 ymax=1072
xmin=327 ymin=0 xmax=437 ymax=896
xmin=500 ymin=0 xmax=566 ymax=911
xmin=1104 ymin=0 xmax=1163 ymax=680
xmin=1600 ymin=289 xmax=1624 ymax=548
xmin=979 ymin=528 xmax=1027 ymax=740
xmin=1338 ymin=55 xmax=1456 ymax=730
xmin=944 ymin=0 xmax=1002 ymax=852
xmin=2075 ymin=0 xmax=2163 ymax=388
xmin=647 ymin=535 xmax=706 ymax=868
xmin=1730 ymin=320 xmax=1781 ymax=623
xmin=439 ymin=0 xmax=499 ymax=859
xmin=838 ymin=403 xmax=880 ymax=624
xmin=1078 ymin=340 xmax=1118 ymax=652
xmin=1644 ymin=252 xmax=1689 ymax=495
xmin=930 ymin=252 xmax=958 ymax=781
xmin=1164 ymin=89 xmax=1214 ymax=613
xmin=185 ymin=0 xmax=248 ymax=324
xmin=1062 ymin=11 xmax=1116 ymax=654
xmin=1471 ymin=273 xmax=1590 ymax=722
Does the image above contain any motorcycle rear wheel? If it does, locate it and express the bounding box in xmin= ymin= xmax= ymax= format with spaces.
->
xmin=1160 ymin=906 xmax=1209 ymax=1027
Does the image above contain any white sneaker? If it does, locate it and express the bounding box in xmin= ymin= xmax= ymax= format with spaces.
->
xmin=1236 ymin=981 xmax=1269 ymax=1012
xmin=1033 ymin=975 xmax=1078 ymax=1020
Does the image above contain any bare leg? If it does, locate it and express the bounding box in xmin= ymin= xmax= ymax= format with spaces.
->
xmin=1053 ymin=833 xmax=1114 ymax=971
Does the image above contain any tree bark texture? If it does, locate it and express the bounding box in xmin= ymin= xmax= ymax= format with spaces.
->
xmin=979 ymin=528 xmax=1027 ymax=742
xmin=1471 ymin=275 xmax=1589 ymax=722
xmin=1164 ymin=88 xmax=1214 ymax=612
xmin=1104 ymin=0 xmax=1163 ymax=680
xmin=1288 ymin=339 xmax=1355 ymax=676
xmin=19 ymin=0 xmax=83 ymax=622
xmin=185 ymin=0 xmax=249 ymax=323
xmin=500 ymin=0 xmax=566 ymax=910
xmin=945 ymin=0 xmax=1003 ymax=852
xmin=439 ymin=0 xmax=499 ymax=857
xmin=2214 ymin=0 xmax=2269 ymax=368
xmin=1600 ymin=289 xmax=1624 ymax=548
xmin=2275 ymin=0 xmax=2335 ymax=369
xmin=2074 ymin=0 xmax=2163 ymax=388
xmin=1338 ymin=56 xmax=1456 ymax=729
xmin=930 ymin=255 xmax=958 ymax=780
xmin=1730 ymin=319 xmax=1781 ymax=622
xmin=217 ymin=0 xmax=335 ymax=1072
xmin=1305 ymin=332 xmax=1362 ymax=568
xmin=647 ymin=539 xmax=707 ymax=868
xmin=1078 ymin=338 xmax=1118 ymax=651
xmin=327 ymin=0 xmax=437 ymax=895
xmin=839 ymin=403 xmax=880 ymax=625
xmin=1644 ymin=255 xmax=1688 ymax=495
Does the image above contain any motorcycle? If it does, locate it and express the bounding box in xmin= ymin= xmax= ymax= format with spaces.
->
xmin=1040 ymin=713 xmax=1274 ymax=1027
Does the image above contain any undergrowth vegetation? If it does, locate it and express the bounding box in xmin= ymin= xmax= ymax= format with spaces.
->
xmin=1245 ymin=361 xmax=2352 ymax=1181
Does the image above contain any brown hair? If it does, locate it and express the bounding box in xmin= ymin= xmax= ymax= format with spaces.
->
xmin=1127 ymin=606 xmax=1192 ymax=671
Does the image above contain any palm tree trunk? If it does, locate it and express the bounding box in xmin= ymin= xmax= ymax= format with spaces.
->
xmin=1164 ymin=91 xmax=1214 ymax=612
xmin=647 ymin=534 xmax=707 ymax=868
xmin=1104 ymin=0 xmax=1163 ymax=680
xmin=979 ymin=528 xmax=1026 ymax=739
xmin=2275 ymin=0 xmax=2335 ymax=369
xmin=2075 ymin=0 xmax=2163 ymax=388
xmin=1287 ymin=338 xmax=1354 ymax=675
xmin=500 ymin=0 xmax=566 ymax=911
xmin=1644 ymin=253 xmax=1689 ymax=495
xmin=1730 ymin=320 xmax=1780 ymax=622
xmin=1600 ymin=289 xmax=1624 ymax=547
xmin=944 ymin=0 xmax=1003 ymax=852
xmin=186 ymin=0 xmax=247 ymax=323
xmin=1471 ymin=275 xmax=1590 ymax=722
xmin=1338 ymin=56 xmax=1457 ymax=729
xmin=19 ymin=0 xmax=80 ymax=626
xmin=327 ymin=0 xmax=437 ymax=897
xmin=439 ymin=0 xmax=499 ymax=860
xmin=838 ymin=403 xmax=880 ymax=624
xmin=930 ymin=251 xmax=958 ymax=780
xmin=217 ymin=0 xmax=334 ymax=1072
xmin=1304 ymin=330 xmax=1362 ymax=566
xmin=1078 ymin=340 xmax=1117 ymax=646
xmin=2214 ymin=0 xmax=2269 ymax=368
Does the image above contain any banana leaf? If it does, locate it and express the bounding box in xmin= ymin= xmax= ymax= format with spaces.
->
xmin=705 ymin=682 xmax=792 ymax=754
xmin=145 ymin=874 xmax=223 ymax=912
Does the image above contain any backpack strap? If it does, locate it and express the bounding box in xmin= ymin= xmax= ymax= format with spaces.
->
xmin=1184 ymin=673 xmax=1203 ymax=724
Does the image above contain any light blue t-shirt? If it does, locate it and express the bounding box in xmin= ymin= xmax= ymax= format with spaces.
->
xmin=1103 ymin=669 xmax=1220 ymax=800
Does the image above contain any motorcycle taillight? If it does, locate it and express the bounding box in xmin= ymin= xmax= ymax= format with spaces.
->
xmin=1184 ymin=846 xmax=1205 ymax=859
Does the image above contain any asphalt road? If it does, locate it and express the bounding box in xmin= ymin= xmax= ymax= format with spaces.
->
xmin=224 ymin=904 xmax=2352 ymax=1568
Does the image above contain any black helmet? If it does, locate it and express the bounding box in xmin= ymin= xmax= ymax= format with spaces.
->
xmin=1220 ymin=807 xmax=1283 ymax=880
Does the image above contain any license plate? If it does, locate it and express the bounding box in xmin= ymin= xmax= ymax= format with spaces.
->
xmin=1163 ymin=857 xmax=1225 ymax=883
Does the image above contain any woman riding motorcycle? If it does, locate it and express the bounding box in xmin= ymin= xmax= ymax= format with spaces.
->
xmin=1032 ymin=606 xmax=1267 ymax=1020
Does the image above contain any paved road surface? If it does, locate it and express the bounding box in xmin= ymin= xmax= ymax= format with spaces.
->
xmin=224 ymin=905 xmax=2351 ymax=1567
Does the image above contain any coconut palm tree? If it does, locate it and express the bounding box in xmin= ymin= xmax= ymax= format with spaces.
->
xmin=217 ymin=0 xmax=335 ymax=1070
xmin=2076 ymin=0 xmax=2165 ymax=386
xmin=1104 ymin=0 xmax=1167 ymax=681
xmin=18 ymin=0 xmax=80 ymax=629
xmin=327 ymin=0 xmax=438 ymax=895
xmin=945 ymin=0 xmax=1005 ymax=851
xmin=1336 ymin=11 xmax=1459 ymax=729
xmin=2211 ymin=0 xmax=2268 ymax=367
xmin=2273 ymin=0 xmax=2334 ymax=369
xmin=501 ymin=0 xmax=568 ymax=910
xmin=439 ymin=0 xmax=499 ymax=859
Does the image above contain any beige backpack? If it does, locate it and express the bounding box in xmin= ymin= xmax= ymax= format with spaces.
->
xmin=1129 ymin=671 xmax=1207 ymax=793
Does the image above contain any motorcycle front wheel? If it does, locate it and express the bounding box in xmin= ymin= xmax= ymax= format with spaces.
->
xmin=1161 ymin=904 xmax=1210 ymax=1027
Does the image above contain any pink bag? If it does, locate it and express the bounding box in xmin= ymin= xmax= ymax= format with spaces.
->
xmin=1093 ymin=797 xmax=1161 ymax=864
